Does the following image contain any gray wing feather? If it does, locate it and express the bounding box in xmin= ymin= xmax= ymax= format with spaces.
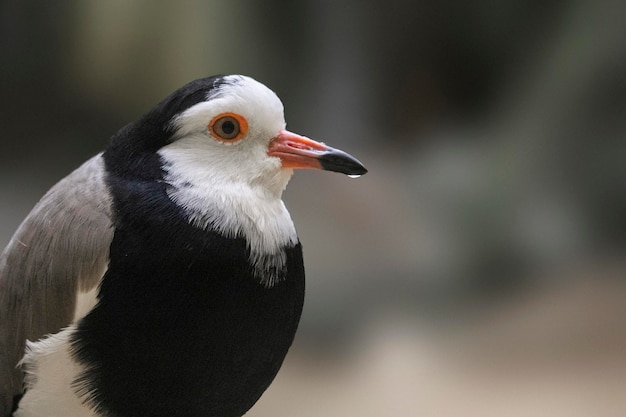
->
xmin=0 ymin=154 xmax=113 ymax=415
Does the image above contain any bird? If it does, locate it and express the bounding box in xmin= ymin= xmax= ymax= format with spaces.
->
xmin=0 ymin=74 xmax=367 ymax=417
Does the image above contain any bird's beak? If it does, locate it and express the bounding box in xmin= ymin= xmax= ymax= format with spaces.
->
xmin=268 ymin=130 xmax=367 ymax=176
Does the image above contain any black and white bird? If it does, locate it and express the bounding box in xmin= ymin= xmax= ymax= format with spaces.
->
xmin=0 ymin=75 xmax=366 ymax=417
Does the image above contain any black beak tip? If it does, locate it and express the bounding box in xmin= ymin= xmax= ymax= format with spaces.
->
xmin=348 ymin=163 xmax=368 ymax=176
xmin=319 ymin=148 xmax=368 ymax=177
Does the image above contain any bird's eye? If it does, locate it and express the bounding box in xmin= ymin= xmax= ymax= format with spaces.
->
xmin=208 ymin=113 xmax=248 ymax=142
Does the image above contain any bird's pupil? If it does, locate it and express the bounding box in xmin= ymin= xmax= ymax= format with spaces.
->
xmin=222 ymin=121 xmax=235 ymax=135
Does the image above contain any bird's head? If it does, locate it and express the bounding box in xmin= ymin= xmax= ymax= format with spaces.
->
xmin=102 ymin=74 xmax=368 ymax=284
xmin=106 ymin=75 xmax=366 ymax=200
xmin=104 ymin=75 xmax=366 ymax=254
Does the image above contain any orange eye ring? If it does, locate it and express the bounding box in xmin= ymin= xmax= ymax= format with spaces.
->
xmin=208 ymin=112 xmax=248 ymax=142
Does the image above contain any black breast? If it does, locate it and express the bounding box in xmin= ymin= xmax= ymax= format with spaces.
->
xmin=71 ymin=166 xmax=305 ymax=417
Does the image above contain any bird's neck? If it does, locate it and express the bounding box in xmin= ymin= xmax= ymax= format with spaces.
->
xmin=162 ymin=170 xmax=298 ymax=287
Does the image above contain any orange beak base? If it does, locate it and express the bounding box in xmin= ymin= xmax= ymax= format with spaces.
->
xmin=267 ymin=130 xmax=367 ymax=176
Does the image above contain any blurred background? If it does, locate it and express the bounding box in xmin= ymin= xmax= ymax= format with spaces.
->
xmin=1 ymin=1 xmax=625 ymax=415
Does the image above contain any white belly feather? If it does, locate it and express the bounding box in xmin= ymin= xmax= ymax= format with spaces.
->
xmin=15 ymin=327 xmax=95 ymax=417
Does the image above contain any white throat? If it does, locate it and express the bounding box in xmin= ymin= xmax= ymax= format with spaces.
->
xmin=158 ymin=147 xmax=298 ymax=287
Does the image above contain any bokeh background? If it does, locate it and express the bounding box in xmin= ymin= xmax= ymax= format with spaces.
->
xmin=2 ymin=1 xmax=625 ymax=416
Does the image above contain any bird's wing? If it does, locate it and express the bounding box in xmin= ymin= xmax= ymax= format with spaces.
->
xmin=0 ymin=154 xmax=113 ymax=415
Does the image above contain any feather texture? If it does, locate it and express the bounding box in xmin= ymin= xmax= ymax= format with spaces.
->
xmin=0 ymin=156 xmax=112 ymax=415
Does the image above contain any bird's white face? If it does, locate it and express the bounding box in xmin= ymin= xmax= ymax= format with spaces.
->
xmin=158 ymin=76 xmax=300 ymax=284
xmin=161 ymin=75 xmax=293 ymax=199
